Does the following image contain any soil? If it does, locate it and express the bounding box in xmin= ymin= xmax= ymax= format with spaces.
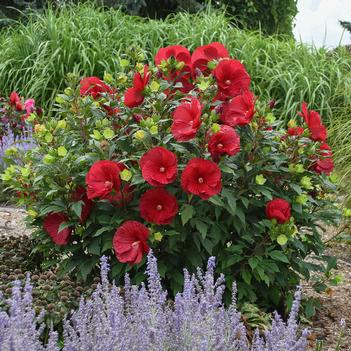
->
xmin=0 ymin=206 xmax=350 ymax=350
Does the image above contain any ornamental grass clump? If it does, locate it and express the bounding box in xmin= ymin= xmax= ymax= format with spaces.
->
xmin=0 ymin=254 xmax=310 ymax=350
xmin=1 ymin=42 xmax=340 ymax=310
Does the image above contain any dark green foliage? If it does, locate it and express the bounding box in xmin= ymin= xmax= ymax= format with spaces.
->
xmin=0 ymin=0 xmax=298 ymax=35
xmin=340 ymin=20 xmax=351 ymax=35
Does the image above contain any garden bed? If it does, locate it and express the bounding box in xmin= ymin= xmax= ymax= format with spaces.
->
xmin=1 ymin=206 xmax=350 ymax=349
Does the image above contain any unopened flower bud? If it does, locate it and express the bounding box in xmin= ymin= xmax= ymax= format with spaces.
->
xmin=268 ymin=99 xmax=276 ymax=109
xmin=57 ymin=120 xmax=67 ymax=129
xmin=255 ymin=174 xmax=267 ymax=185
xmin=296 ymin=194 xmax=308 ymax=205
xmin=135 ymin=130 xmax=146 ymax=140
xmin=133 ymin=114 xmax=143 ymax=123
xmin=150 ymin=125 xmax=158 ymax=135
xmin=120 ymin=169 xmax=132 ymax=182
xmin=300 ymin=176 xmax=313 ymax=190
xmin=287 ymin=119 xmax=297 ymax=128
xmin=211 ymin=123 xmax=221 ymax=133
xmin=207 ymin=61 xmax=217 ymax=70
xmin=153 ymin=232 xmax=163 ymax=242
xmin=43 ymin=154 xmax=55 ymax=164
xmin=175 ymin=61 xmax=185 ymax=70
xmin=103 ymin=72 xmax=113 ymax=84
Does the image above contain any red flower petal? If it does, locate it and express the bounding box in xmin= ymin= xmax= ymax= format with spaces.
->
xmin=181 ymin=158 xmax=222 ymax=200
xmin=113 ymin=221 xmax=150 ymax=265
xmin=140 ymin=188 xmax=179 ymax=224
xmin=213 ymin=59 xmax=251 ymax=99
xmin=79 ymin=77 xmax=112 ymax=99
xmin=171 ymin=98 xmax=202 ymax=142
xmin=220 ymin=91 xmax=255 ymax=127
xmin=86 ymin=160 xmax=122 ymax=201
xmin=265 ymin=199 xmax=291 ymax=224
xmin=208 ymin=125 xmax=240 ymax=161
xmin=140 ymin=147 xmax=178 ymax=186
xmin=43 ymin=213 xmax=72 ymax=246
xmin=191 ymin=42 xmax=229 ymax=75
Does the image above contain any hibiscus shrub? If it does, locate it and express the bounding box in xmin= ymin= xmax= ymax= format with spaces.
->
xmin=1 ymin=42 xmax=340 ymax=311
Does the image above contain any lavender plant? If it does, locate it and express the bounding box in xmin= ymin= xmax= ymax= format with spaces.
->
xmin=0 ymin=253 xmax=315 ymax=351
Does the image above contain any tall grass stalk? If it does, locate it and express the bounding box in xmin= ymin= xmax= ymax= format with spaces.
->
xmin=0 ymin=2 xmax=350 ymax=122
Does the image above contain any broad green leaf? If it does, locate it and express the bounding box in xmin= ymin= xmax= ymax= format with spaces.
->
xmin=269 ymin=250 xmax=289 ymax=263
xmin=181 ymin=205 xmax=194 ymax=225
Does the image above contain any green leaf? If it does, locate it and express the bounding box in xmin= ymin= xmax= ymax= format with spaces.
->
xmin=181 ymin=205 xmax=194 ymax=225
xmin=202 ymin=239 xmax=214 ymax=255
xmin=87 ymin=238 xmax=101 ymax=255
xmin=208 ymin=195 xmax=225 ymax=207
xmin=269 ymin=250 xmax=289 ymax=263
xmin=71 ymin=201 xmax=83 ymax=218
xmin=80 ymin=258 xmax=98 ymax=281
xmin=93 ymin=226 xmax=114 ymax=237
xmin=193 ymin=219 xmax=208 ymax=239
xmin=241 ymin=270 xmax=252 ymax=285
xmin=248 ymin=257 xmax=259 ymax=269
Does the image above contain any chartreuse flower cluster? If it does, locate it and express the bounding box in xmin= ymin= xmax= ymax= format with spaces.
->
xmin=1 ymin=42 xmax=340 ymax=309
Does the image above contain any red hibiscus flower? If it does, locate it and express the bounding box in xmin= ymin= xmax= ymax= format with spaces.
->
xmin=298 ymin=102 xmax=327 ymax=142
xmin=313 ymin=158 xmax=334 ymax=176
xmin=181 ymin=158 xmax=222 ymax=200
xmin=287 ymin=127 xmax=304 ymax=136
xmin=139 ymin=188 xmax=179 ymax=224
xmin=155 ymin=45 xmax=193 ymax=92
xmin=43 ymin=212 xmax=72 ymax=246
xmin=124 ymin=65 xmax=150 ymax=108
xmin=220 ymin=91 xmax=255 ymax=127
xmin=9 ymin=92 xmax=24 ymax=111
xmin=212 ymin=59 xmax=251 ymax=99
xmin=79 ymin=77 xmax=113 ymax=99
xmin=155 ymin=45 xmax=191 ymax=71
xmin=113 ymin=221 xmax=150 ymax=265
xmin=140 ymin=147 xmax=178 ymax=186
xmin=71 ymin=186 xmax=93 ymax=223
xmin=171 ymin=98 xmax=202 ymax=141
xmin=320 ymin=143 xmax=333 ymax=157
xmin=191 ymin=42 xmax=229 ymax=75
xmin=86 ymin=160 xmax=122 ymax=201
xmin=265 ymin=198 xmax=291 ymax=224
xmin=312 ymin=143 xmax=334 ymax=175
xmin=309 ymin=124 xmax=327 ymax=142
xmin=208 ymin=125 xmax=240 ymax=161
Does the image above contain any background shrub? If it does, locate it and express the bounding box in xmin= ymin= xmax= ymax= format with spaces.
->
xmin=0 ymin=0 xmax=298 ymax=35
